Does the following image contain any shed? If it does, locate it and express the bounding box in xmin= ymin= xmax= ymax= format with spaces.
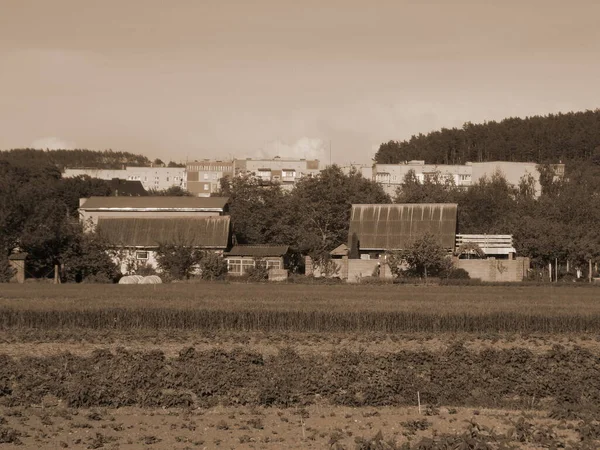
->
xmin=224 ymin=245 xmax=290 ymax=275
xmin=347 ymin=203 xmax=457 ymax=255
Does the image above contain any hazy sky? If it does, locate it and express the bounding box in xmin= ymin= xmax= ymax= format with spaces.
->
xmin=1 ymin=0 xmax=599 ymax=164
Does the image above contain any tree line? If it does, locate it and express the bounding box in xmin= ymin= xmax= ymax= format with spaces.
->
xmin=0 ymin=149 xmax=185 ymax=170
xmin=374 ymin=109 xmax=600 ymax=165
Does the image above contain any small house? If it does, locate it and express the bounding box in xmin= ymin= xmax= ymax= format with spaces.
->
xmin=224 ymin=245 xmax=290 ymax=276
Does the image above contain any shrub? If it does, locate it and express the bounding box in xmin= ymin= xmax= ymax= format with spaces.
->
xmin=199 ymin=252 xmax=228 ymax=280
xmin=445 ymin=268 xmax=471 ymax=279
xmin=0 ymin=259 xmax=15 ymax=283
xmin=245 ymin=260 xmax=269 ymax=282
xmin=155 ymin=244 xmax=202 ymax=280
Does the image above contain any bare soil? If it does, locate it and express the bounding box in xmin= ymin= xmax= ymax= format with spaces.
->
xmin=0 ymin=405 xmax=588 ymax=449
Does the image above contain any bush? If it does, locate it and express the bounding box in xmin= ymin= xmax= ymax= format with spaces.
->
xmin=82 ymin=273 xmax=114 ymax=284
xmin=445 ymin=268 xmax=471 ymax=279
xmin=245 ymin=261 xmax=269 ymax=282
xmin=0 ymin=259 xmax=16 ymax=283
xmin=199 ymin=252 xmax=228 ymax=280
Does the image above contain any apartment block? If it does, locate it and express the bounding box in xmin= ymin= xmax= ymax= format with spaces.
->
xmin=373 ymin=161 xmax=564 ymax=198
xmin=64 ymin=167 xmax=185 ymax=191
xmin=233 ymin=157 xmax=320 ymax=189
xmin=186 ymin=160 xmax=234 ymax=197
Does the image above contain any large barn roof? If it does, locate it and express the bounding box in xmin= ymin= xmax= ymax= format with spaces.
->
xmin=97 ymin=217 xmax=230 ymax=248
xmin=348 ymin=203 xmax=457 ymax=250
xmin=81 ymin=196 xmax=229 ymax=211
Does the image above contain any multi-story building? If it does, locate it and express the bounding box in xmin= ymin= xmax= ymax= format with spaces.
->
xmin=233 ymin=157 xmax=320 ymax=190
xmin=374 ymin=161 xmax=472 ymax=196
xmin=373 ymin=161 xmax=564 ymax=198
xmin=64 ymin=167 xmax=185 ymax=192
xmin=185 ymin=160 xmax=234 ymax=197
xmin=340 ymin=164 xmax=373 ymax=180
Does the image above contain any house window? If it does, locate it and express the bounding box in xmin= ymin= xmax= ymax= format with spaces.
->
xmin=136 ymin=251 xmax=149 ymax=260
xmin=282 ymin=170 xmax=295 ymax=178
xmin=266 ymin=260 xmax=281 ymax=270
xmin=227 ymin=259 xmax=242 ymax=274
xmin=204 ymin=185 xmax=209 ymax=191
xmin=242 ymin=259 xmax=255 ymax=273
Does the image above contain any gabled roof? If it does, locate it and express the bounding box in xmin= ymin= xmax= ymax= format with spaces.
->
xmin=80 ymin=196 xmax=229 ymax=211
xmin=348 ymin=203 xmax=457 ymax=250
xmin=97 ymin=217 xmax=230 ymax=248
xmin=225 ymin=245 xmax=289 ymax=257
xmin=330 ymin=244 xmax=349 ymax=256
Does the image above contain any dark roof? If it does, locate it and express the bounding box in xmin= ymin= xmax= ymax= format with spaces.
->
xmin=348 ymin=203 xmax=457 ymax=250
xmin=97 ymin=217 xmax=230 ymax=248
xmin=225 ymin=245 xmax=289 ymax=257
xmin=81 ymin=196 xmax=229 ymax=211
xmin=109 ymin=179 xmax=148 ymax=196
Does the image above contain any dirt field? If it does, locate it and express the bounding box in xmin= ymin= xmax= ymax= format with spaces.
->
xmin=0 ymin=405 xmax=589 ymax=449
xmin=0 ymin=282 xmax=599 ymax=448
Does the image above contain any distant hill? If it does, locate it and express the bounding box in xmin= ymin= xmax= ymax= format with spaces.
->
xmin=0 ymin=149 xmax=152 ymax=170
xmin=374 ymin=109 xmax=600 ymax=165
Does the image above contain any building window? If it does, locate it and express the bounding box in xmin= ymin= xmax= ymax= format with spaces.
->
xmin=227 ymin=259 xmax=242 ymax=274
xmin=242 ymin=259 xmax=255 ymax=273
xmin=266 ymin=260 xmax=281 ymax=270
xmin=204 ymin=185 xmax=209 ymax=191
xmin=166 ymin=177 xmax=169 ymax=182
xmin=212 ymin=173 xmax=218 ymax=179
xmin=136 ymin=251 xmax=149 ymax=260
xmin=203 ymin=173 xmax=209 ymax=180
xmin=282 ymin=170 xmax=295 ymax=178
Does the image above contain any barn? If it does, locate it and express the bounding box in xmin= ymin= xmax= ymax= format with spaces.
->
xmin=347 ymin=203 xmax=458 ymax=258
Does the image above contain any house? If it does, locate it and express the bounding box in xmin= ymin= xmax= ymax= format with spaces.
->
xmin=224 ymin=245 xmax=290 ymax=276
xmin=347 ymin=203 xmax=458 ymax=258
xmin=78 ymin=196 xmax=229 ymax=225
xmin=96 ymin=216 xmax=231 ymax=273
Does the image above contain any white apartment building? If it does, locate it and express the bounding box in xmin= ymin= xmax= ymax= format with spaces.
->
xmin=373 ymin=161 xmax=564 ymax=198
xmin=64 ymin=167 xmax=185 ymax=191
xmin=233 ymin=157 xmax=320 ymax=190
xmin=340 ymin=164 xmax=373 ymax=180
xmin=374 ymin=161 xmax=472 ymax=196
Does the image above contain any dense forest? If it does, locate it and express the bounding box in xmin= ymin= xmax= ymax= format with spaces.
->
xmin=0 ymin=149 xmax=153 ymax=169
xmin=374 ymin=109 xmax=600 ymax=165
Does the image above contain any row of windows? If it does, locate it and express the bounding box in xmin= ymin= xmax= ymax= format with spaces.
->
xmin=189 ymin=165 xmax=232 ymax=172
xmin=226 ymin=259 xmax=281 ymax=274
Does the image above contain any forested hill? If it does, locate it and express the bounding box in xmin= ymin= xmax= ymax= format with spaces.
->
xmin=374 ymin=109 xmax=600 ymax=165
xmin=0 ymin=149 xmax=152 ymax=169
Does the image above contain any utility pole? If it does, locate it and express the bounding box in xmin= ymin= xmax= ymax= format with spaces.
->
xmin=329 ymin=140 xmax=332 ymax=166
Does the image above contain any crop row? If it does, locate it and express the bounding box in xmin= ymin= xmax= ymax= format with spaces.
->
xmin=1 ymin=307 xmax=600 ymax=333
xmin=0 ymin=344 xmax=598 ymax=417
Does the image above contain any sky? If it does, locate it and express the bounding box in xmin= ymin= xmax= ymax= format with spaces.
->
xmin=1 ymin=0 xmax=599 ymax=165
